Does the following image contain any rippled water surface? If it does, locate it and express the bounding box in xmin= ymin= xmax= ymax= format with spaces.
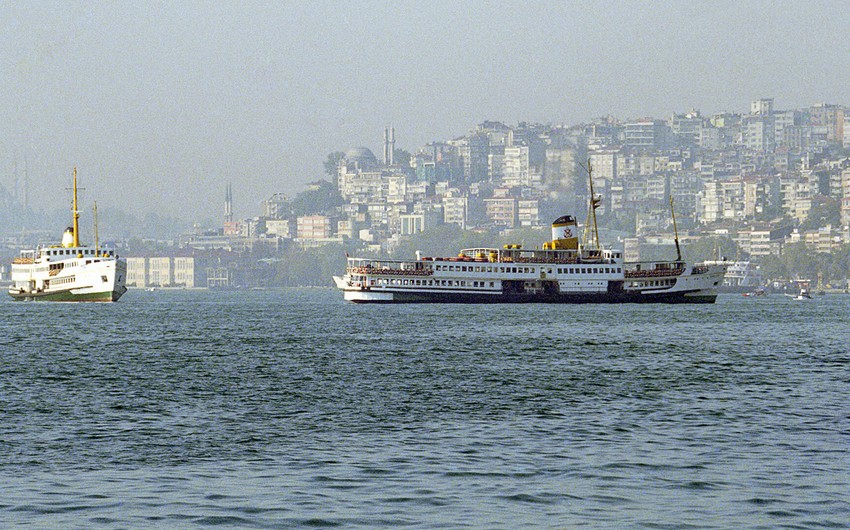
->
xmin=1 ymin=289 xmax=848 ymax=528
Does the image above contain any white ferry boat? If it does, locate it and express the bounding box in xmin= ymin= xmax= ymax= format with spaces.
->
xmin=334 ymin=214 xmax=727 ymax=304
xmin=8 ymin=169 xmax=128 ymax=302
xmin=718 ymin=260 xmax=765 ymax=292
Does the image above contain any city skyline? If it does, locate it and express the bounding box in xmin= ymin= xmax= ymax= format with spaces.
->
xmin=3 ymin=1 xmax=850 ymax=221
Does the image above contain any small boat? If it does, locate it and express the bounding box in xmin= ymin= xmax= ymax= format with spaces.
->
xmin=743 ymin=287 xmax=768 ymax=297
xmin=787 ymin=288 xmax=813 ymax=301
xmin=785 ymin=281 xmax=813 ymax=301
xmin=8 ymin=168 xmax=128 ymax=302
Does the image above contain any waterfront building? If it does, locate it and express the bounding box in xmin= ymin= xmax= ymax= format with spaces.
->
xmin=174 ymin=257 xmax=195 ymax=288
xmin=126 ymin=255 xmax=201 ymax=288
xmin=126 ymin=257 xmax=147 ymax=287
xmin=148 ymin=257 xmax=172 ymax=286
xmin=265 ymin=219 xmax=292 ymax=238
xmin=796 ymin=225 xmax=848 ymax=252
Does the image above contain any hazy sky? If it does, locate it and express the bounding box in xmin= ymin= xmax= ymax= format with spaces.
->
xmin=2 ymin=0 xmax=849 ymax=222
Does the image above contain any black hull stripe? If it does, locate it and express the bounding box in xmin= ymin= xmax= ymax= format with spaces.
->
xmin=349 ymin=290 xmax=716 ymax=304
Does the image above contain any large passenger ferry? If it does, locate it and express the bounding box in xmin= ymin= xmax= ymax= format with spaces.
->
xmin=335 ymin=215 xmax=726 ymax=303
xmin=335 ymin=167 xmax=727 ymax=304
xmin=8 ymin=168 xmax=127 ymax=302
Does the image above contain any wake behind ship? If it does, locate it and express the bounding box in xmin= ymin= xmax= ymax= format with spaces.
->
xmin=8 ymin=168 xmax=128 ymax=302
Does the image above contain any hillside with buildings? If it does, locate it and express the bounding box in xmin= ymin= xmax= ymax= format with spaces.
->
xmin=9 ymin=98 xmax=848 ymax=291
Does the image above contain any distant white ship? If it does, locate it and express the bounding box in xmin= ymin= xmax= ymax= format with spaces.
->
xmin=718 ymin=260 xmax=765 ymax=292
xmin=8 ymin=168 xmax=128 ymax=302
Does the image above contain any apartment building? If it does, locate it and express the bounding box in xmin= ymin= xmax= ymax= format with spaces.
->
xmin=297 ymin=215 xmax=334 ymax=240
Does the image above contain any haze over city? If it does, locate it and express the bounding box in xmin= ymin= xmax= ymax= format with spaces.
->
xmin=2 ymin=0 xmax=849 ymax=222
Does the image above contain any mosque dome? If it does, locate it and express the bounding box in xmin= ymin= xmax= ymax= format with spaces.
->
xmin=344 ymin=147 xmax=378 ymax=165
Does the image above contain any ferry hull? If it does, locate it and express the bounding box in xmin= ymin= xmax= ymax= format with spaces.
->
xmin=8 ymin=286 xmax=127 ymax=302
xmin=343 ymin=288 xmax=717 ymax=304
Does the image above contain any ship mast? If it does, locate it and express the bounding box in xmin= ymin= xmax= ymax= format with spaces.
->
xmin=93 ymin=201 xmax=100 ymax=256
xmin=670 ymin=195 xmax=682 ymax=262
xmin=582 ymin=160 xmax=601 ymax=250
xmin=72 ymin=167 xmax=80 ymax=247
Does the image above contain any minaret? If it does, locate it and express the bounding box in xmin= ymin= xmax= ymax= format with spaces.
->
xmin=383 ymin=127 xmax=390 ymax=165
xmin=383 ymin=126 xmax=396 ymax=165
xmin=389 ymin=127 xmax=395 ymax=165
xmin=224 ymin=184 xmax=233 ymax=224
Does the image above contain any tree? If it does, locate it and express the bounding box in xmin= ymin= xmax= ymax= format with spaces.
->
xmin=273 ymin=244 xmax=347 ymax=286
xmin=799 ymin=194 xmax=841 ymax=231
xmin=323 ymin=151 xmax=345 ymax=178
xmin=393 ymin=148 xmax=412 ymax=167
xmin=290 ymin=180 xmax=343 ymax=216
xmin=682 ymin=235 xmax=738 ymax=262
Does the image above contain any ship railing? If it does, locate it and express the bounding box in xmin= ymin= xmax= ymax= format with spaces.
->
xmin=346 ymin=257 xmax=432 ymax=276
xmin=623 ymin=261 xmax=686 ymax=278
xmin=624 ymin=268 xmax=685 ymax=278
xmin=459 ymin=247 xmax=596 ymax=265
xmin=691 ymin=261 xmax=729 ymax=275
xmin=347 ymin=266 xmax=433 ymax=277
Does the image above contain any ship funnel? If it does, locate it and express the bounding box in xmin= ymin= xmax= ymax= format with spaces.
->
xmin=61 ymin=227 xmax=75 ymax=248
xmin=547 ymin=215 xmax=578 ymax=250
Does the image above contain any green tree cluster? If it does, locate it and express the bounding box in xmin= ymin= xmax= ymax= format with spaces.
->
xmin=290 ymin=180 xmax=344 ymax=217
xmin=758 ymin=242 xmax=850 ymax=288
xmin=799 ymin=195 xmax=841 ymax=232
xmin=681 ymin=236 xmax=738 ymax=262
xmin=272 ymin=244 xmax=347 ymax=286
xmin=323 ymin=152 xmax=345 ymax=178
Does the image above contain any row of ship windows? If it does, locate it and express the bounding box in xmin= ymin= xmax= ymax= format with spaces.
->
xmin=432 ymin=264 xmax=622 ymax=275
xmin=629 ymin=279 xmax=676 ymax=288
xmin=44 ymin=249 xmax=101 ymax=257
xmin=51 ymin=276 xmax=76 ymax=285
xmin=376 ymin=278 xmax=495 ymax=288
xmin=557 ymin=267 xmax=621 ymax=275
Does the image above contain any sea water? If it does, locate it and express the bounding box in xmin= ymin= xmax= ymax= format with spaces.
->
xmin=1 ymin=289 xmax=847 ymax=528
